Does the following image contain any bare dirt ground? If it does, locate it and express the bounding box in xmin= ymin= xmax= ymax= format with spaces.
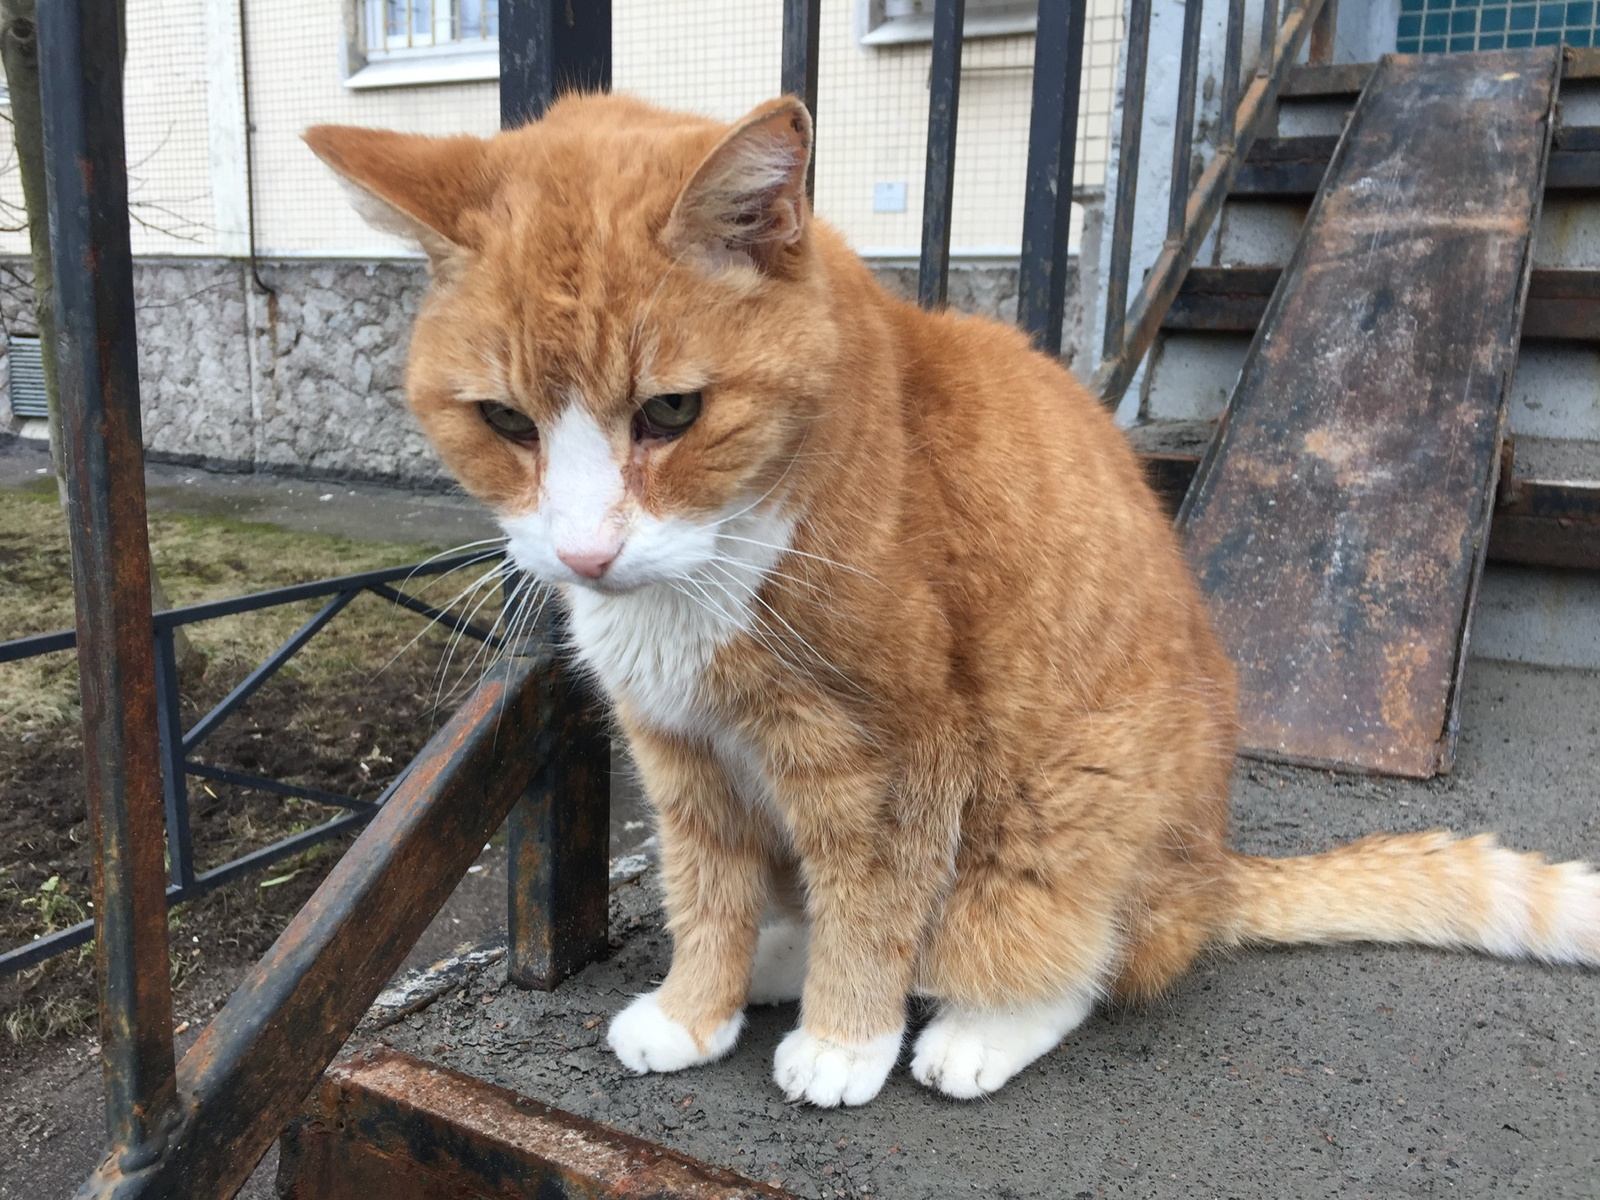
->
xmin=0 ymin=436 xmax=547 ymax=1197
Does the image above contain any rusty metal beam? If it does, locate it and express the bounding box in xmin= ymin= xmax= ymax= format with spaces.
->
xmin=1235 ymin=130 xmax=1600 ymax=198
xmin=277 ymin=1047 xmax=795 ymax=1199
xmin=39 ymin=0 xmax=179 ymax=1169
xmin=1489 ymin=477 xmax=1600 ymax=570
xmin=76 ymin=653 xmax=555 ymax=1199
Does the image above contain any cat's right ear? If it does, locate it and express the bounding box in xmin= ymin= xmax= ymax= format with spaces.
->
xmin=664 ymin=97 xmax=813 ymax=278
xmin=304 ymin=126 xmax=493 ymax=281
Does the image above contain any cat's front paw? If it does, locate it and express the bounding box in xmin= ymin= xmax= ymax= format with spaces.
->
xmin=607 ymin=992 xmax=744 ymax=1075
xmin=772 ymin=1025 xmax=903 ymax=1107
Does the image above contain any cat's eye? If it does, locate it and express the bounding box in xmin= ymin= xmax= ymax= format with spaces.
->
xmin=633 ymin=391 xmax=702 ymax=441
xmin=480 ymin=402 xmax=538 ymax=443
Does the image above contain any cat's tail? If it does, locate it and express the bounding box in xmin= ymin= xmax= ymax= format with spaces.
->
xmin=1217 ymin=831 xmax=1600 ymax=965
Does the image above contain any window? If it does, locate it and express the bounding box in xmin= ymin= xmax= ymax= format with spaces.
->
xmin=346 ymin=0 xmax=499 ymax=89
xmin=8 ymin=336 xmax=47 ymax=421
xmin=858 ymin=0 xmax=1039 ymax=46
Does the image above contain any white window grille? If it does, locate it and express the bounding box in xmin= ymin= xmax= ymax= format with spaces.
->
xmin=364 ymin=0 xmax=497 ymax=53
xmin=348 ymin=0 xmax=499 ymax=89
xmin=859 ymin=0 xmax=1039 ymax=45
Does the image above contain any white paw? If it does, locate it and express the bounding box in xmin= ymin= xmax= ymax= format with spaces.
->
xmin=910 ymin=991 xmax=1094 ymax=1100
xmin=747 ymin=919 xmax=809 ymax=1005
xmin=606 ymin=991 xmax=743 ymax=1075
xmin=772 ymin=1025 xmax=903 ymax=1107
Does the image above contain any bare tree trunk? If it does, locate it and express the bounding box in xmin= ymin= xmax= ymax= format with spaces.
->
xmin=0 ymin=0 xmax=202 ymax=675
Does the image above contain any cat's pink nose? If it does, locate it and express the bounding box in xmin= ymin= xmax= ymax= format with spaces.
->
xmin=557 ymin=547 xmax=618 ymax=580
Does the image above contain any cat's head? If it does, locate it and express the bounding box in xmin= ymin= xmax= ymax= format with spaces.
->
xmin=306 ymin=94 xmax=832 ymax=595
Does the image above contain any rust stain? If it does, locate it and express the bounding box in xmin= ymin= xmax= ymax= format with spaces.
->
xmin=285 ymin=1048 xmax=795 ymax=1199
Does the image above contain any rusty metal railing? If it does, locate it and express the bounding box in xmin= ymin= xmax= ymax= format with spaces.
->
xmin=46 ymin=1 xmax=611 ymax=1195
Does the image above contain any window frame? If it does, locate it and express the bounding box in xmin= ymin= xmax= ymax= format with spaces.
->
xmin=344 ymin=0 xmax=499 ymax=91
xmin=857 ymin=0 xmax=1039 ymax=46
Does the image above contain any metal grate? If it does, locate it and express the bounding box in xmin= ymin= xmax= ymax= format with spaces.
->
xmin=7 ymin=334 xmax=47 ymax=419
xmin=1396 ymin=0 xmax=1600 ymax=52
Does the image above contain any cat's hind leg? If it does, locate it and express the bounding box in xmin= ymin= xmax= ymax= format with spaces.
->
xmin=909 ymin=986 xmax=1096 ymax=1099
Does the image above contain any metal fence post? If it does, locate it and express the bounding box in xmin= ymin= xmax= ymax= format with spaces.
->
xmin=501 ymin=0 xmax=612 ymax=127
xmin=498 ymin=568 xmax=610 ymax=990
xmin=153 ymin=628 xmax=195 ymax=891
xmin=782 ymin=0 xmax=822 ymax=199
xmin=498 ymin=0 xmax=614 ymax=993
xmin=919 ymin=0 xmax=967 ymax=308
xmin=1018 ymin=0 xmax=1089 ymax=353
xmin=1101 ymin=0 xmax=1152 ymax=360
xmin=38 ymin=0 xmax=178 ymax=1169
xmin=505 ymin=638 xmax=611 ymax=990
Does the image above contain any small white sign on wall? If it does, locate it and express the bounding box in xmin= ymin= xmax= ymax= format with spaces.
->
xmin=873 ymin=182 xmax=908 ymax=213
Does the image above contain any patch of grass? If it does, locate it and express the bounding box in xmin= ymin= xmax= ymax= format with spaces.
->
xmin=0 ymin=487 xmax=508 ymax=733
xmin=3 ymin=993 xmax=95 ymax=1044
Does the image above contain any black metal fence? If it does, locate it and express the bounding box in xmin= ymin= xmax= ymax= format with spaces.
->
xmin=33 ymin=0 xmax=1341 ymax=1194
xmin=0 ymin=552 xmax=502 ymax=975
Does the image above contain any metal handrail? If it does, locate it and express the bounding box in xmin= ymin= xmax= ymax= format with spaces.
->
xmin=46 ymin=0 xmax=612 ymax=1192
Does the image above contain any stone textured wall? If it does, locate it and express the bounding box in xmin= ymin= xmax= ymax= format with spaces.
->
xmin=1 ymin=252 xmax=1085 ymax=485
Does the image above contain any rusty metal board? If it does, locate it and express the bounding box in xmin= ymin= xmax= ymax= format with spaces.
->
xmin=276 ymin=1047 xmax=795 ymax=1199
xmin=1177 ymin=48 xmax=1559 ymax=777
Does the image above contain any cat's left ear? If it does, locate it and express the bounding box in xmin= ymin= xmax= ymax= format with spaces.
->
xmin=304 ymin=125 xmax=496 ymax=281
xmin=664 ymin=97 xmax=813 ymax=277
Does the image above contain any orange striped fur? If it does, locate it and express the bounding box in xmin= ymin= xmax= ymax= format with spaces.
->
xmin=307 ymin=92 xmax=1599 ymax=1106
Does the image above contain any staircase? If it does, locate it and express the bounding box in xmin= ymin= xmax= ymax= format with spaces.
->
xmin=1128 ymin=47 xmax=1600 ymax=776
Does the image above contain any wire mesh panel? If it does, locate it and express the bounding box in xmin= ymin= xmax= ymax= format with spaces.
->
xmin=613 ymin=0 xmax=1123 ymax=259
xmin=0 ymin=0 xmax=224 ymax=258
xmin=0 ymin=1 xmax=1122 ymax=262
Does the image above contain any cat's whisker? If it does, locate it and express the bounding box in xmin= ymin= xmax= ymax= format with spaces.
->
xmin=672 ymin=573 xmax=798 ymax=673
xmin=400 ymin=538 xmax=508 ymax=591
xmin=714 ymin=534 xmax=888 ymax=589
xmin=699 ymin=560 xmax=868 ymax=699
xmin=367 ymin=559 xmax=508 ymax=686
xmin=443 ymin=569 xmax=528 ymax=703
xmin=428 ymin=562 xmax=521 ymax=712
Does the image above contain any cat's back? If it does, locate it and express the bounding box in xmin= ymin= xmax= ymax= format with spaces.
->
xmin=856 ymin=290 xmax=1229 ymax=706
xmin=881 ymin=298 xmax=1175 ymax=572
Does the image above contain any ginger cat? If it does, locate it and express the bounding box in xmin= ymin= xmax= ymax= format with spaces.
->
xmin=307 ymin=93 xmax=1600 ymax=1107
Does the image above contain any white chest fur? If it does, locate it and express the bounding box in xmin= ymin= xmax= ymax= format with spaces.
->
xmin=566 ymin=581 xmax=735 ymax=738
xmin=563 ymin=509 xmax=795 ymax=812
